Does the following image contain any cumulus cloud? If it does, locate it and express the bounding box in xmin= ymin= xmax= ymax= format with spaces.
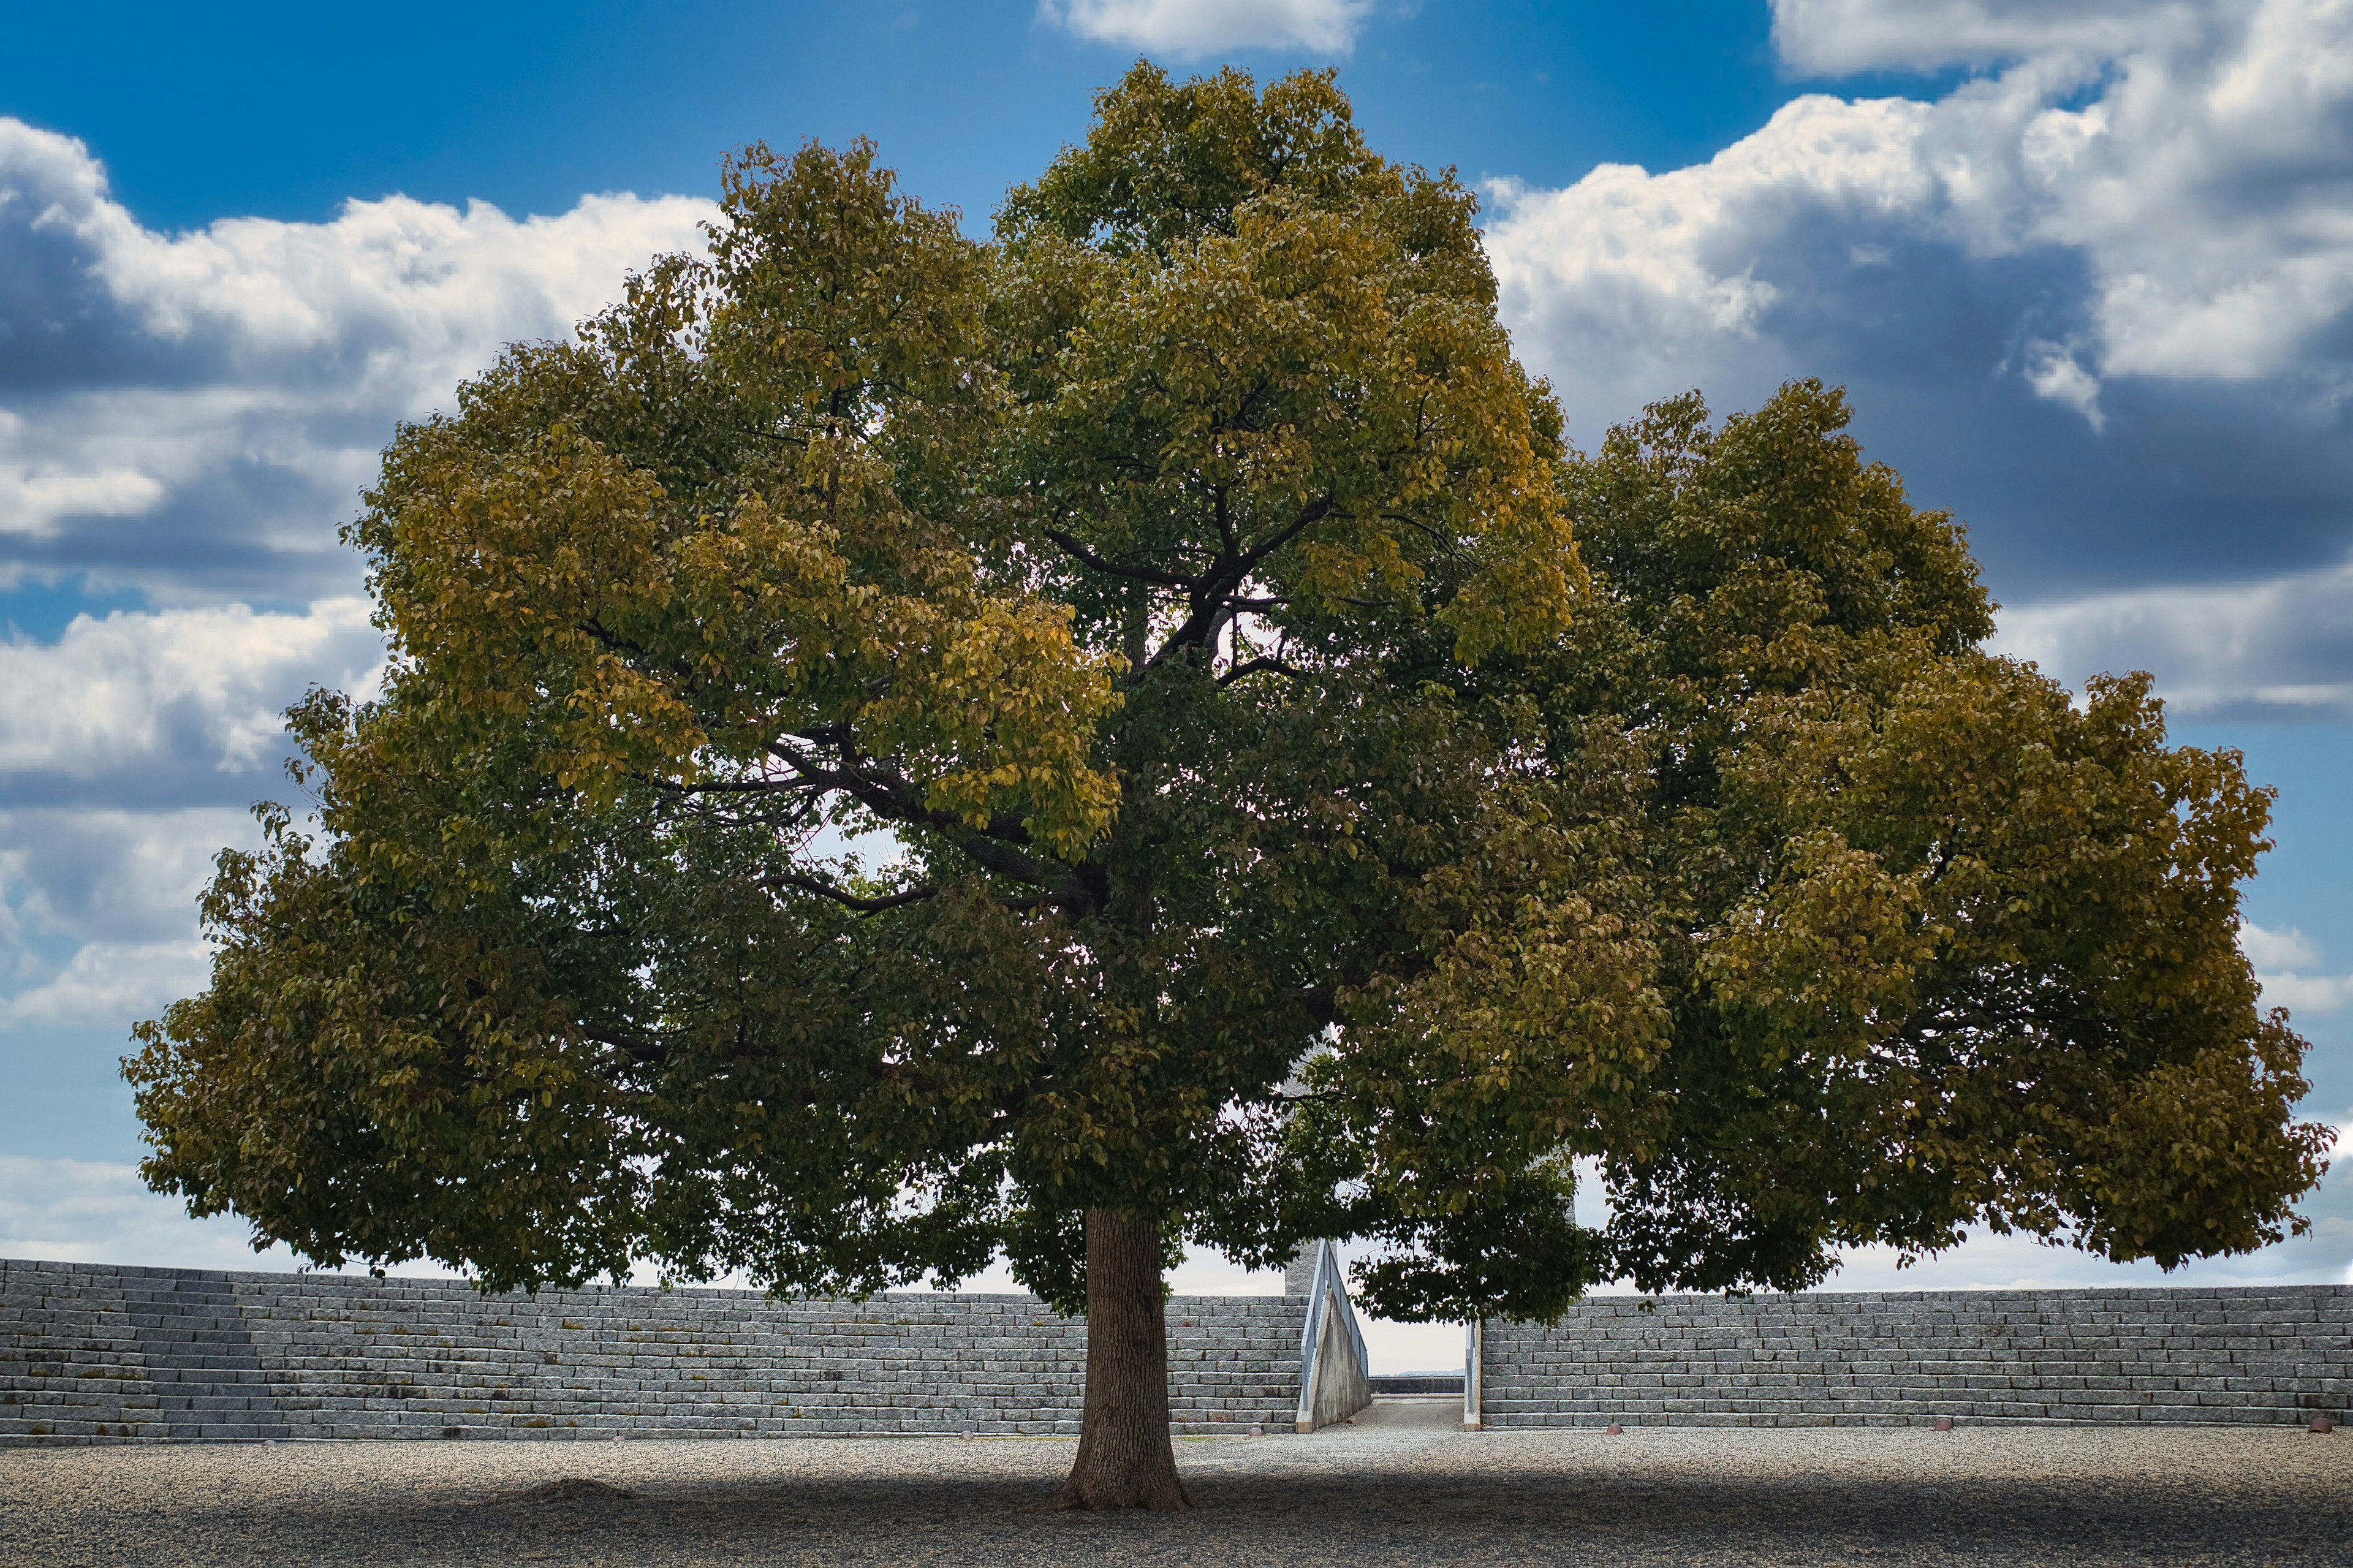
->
xmin=2258 ymin=974 xmax=2353 ymax=1017
xmin=1989 ymin=558 xmax=2353 ymax=721
xmin=1493 ymin=0 xmax=2353 ymax=405
xmin=2240 ymin=920 xmax=2353 ymax=1017
xmin=1771 ymin=0 xmax=2209 ymax=77
xmin=2018 ymin=342 xmax=2104 ymax=428
xmin=0 ymin=124 xmax=706 ymax=1043
xmin=1485 ymin=92 xmax=1939 ymax=429
xmin=0 ymin=1153 xmax=1292 ymax=1300
xmin=0 ymin=809 xmax=251 ymax=949
xmin=1823 ymin=1213 xmax=2353 ymax=1290
xmin=5 ymin=940 xmax=211 ymax=1030
xmin=0 ymin=600 xmax=383 ymax=1028
xmin=1571 ymin=1146 xmax=2349 ymax=1290
xmin=1488 ymin=0 xmax=2353 ymax=707
xmin=0 ymin=601 xmax=352 ymax=1031
xmin=2244 ymin=922 xmax=2327 ymax=973
xmin=1039 ymin=0 xmax=1373 ymax=56
xmin=0 ymin=118 xmax=713 ymax=602
xmin=0 ymin=598 xmax=382 ymax=803
xmin=0 ymin=808 xmax=256 ymax=1031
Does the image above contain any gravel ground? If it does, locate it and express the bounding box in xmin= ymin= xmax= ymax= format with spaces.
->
xmin=4 ymin=1418 xmax=2346 ymax=1567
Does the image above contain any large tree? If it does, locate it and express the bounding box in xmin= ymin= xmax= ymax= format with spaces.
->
xmin=129 ymin=66 xmax=2330 ymax=1508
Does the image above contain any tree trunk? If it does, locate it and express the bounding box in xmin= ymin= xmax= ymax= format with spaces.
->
xmin=1052 ymin=1208 xmax=1191 ymax=1510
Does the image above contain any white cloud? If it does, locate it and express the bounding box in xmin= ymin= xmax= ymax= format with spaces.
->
xmin=3 ymin=117 xmax=708 ymax=384
xmin=86 ymin=190 xmax=707 ymax=383
xmin=0 ymin=1155 xmax=287 ymax=1270
xmin=1988 ymin=559 xmax=2353 ymax=721
xmin=0 ymin=807 xmax=255 ymax=1030
xmin=2019 ymin=341 xmax=2104 ymax=427
xmin=4 ymin=939 xmax=211 ymax=1029
xmin=1567 ymin=1151 xmax=2351 ymax=1293
xmin=0 ymin=1154 xmax=474 ymax=1276
xmin=0 ymin=123 xmax=716 ymax=1077
xmin=0 ymin=1156 xmax=1298 ymax=1301
xmin=0 ymin=465 xmax=165 ymax=539
xmin=0 ymin=597 xmax=382 ymax=781
xmin=2238 ymin=921 xmax=2353 ymax=1018
xmin=2260 ymin=971 xmax=2353 ymax=1015
xmin=1488 ymin=0 xmax=2353 ymax=428
xmin=0 ymin=120 xmax=692 ymax=1046
xmin=1483 ymin=0 xmax=2353 ymax=728
xmin=1823 ymin=1216 xmax=2353 ymax=1290
xmin=0 ymin=117 xmax=714 ymax=598
xmin=1486 ymin=92 xmax=1937 ymax=428
xmin=1039 ymin=0 xmax=1373 ymax=56
xmin=2243 ymin=920 xmax=2325 ymax=972
xmin=0 ymin=809 xmax=251 ymax=941
xmin=1771 ymin=0 xmax=2208 ymax=77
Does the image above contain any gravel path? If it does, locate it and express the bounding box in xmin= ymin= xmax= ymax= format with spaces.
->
xmin=4 ymin=1420 xmax=2346 ymax=1566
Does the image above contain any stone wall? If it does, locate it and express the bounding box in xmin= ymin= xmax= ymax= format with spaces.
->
xmin=11 ymin=1259 xmax=2349 ymax=1444
xmin=1481 ymin=1287 xmax=2353 ymax=1428
xmin=0 ymin=1259 xmax=1299 ymax=1445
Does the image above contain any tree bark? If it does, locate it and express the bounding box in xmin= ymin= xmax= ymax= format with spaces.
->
xmin=1052 ymin=1208 xmax=1191 ymax=1510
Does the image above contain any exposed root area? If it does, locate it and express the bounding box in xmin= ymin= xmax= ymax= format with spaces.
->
xmin=510 ymin=1477 xmax=637 ymax=1504
xmin=1040 ymin=1477 xmax=1193 ymax=1512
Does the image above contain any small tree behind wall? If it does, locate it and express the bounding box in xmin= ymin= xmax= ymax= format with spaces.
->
xmin=128 ymin=66 xmax=2332 ymax=1509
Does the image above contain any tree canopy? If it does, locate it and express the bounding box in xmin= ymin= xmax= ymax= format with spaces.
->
xmin=129 ymin=64 xmax=2330 ymax=1507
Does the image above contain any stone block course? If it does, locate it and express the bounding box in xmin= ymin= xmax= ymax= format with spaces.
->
xmin=4 ymin=1259 xmax=1302 ymax=1445
xmin=1481 ymin=1286 xmax=2350 ymax=1429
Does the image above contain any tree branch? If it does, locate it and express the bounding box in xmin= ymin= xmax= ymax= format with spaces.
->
xmin=1040 ymin=526 xmax=1197 ymax=589
xmin=579 ymin=1025 xmax=672 ymax=1065
xmin=759 ymin=870 xmax=939 ymax=914
xmin=1142 ymin=496 xmax=1336 ymax=676
xmin=1216 ymin=656 xmax=1307 ymax=688
xmin=1231 ymin=495 xmax=1337 ymax=579
xmin=662 ymin=744 xmax=1089 ymax=909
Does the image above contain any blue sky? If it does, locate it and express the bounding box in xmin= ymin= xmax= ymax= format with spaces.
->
xmin=2 ymin=0 xmax=2349 ymax=1324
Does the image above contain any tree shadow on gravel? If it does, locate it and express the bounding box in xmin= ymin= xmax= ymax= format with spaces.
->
xmin=20 ymin=1456 xmax=2349 ymax=1568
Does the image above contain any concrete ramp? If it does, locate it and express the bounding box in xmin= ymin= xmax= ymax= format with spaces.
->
xmin=1291 ymin=1241 xmax=1371 ymax=1433
xmin=1346 ymin=1396 xmax=1461 ymax=1430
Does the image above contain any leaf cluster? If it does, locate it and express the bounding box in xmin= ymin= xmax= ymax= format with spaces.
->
xmin=1528 ymin=385 xmax=2331 ymax=1291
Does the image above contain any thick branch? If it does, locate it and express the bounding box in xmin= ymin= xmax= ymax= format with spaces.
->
xmin=957 ymin=835 xmax=1099 ymax=915
xmin=752 ymin=750 xmax=1040 ymax=850
xmin=1230 ymin=495 xmax=1336 ymax=579
xmin=1144 ymin=496 xmax=1335 ymax=676
xmin=664 ymin=742 xmax=1092 ymax=910
xmin=1041 ymin=526 xmax=1198 ymax=589
xmin=759 ymin=870 xmax=939 ymax=914
xmin=578 ymin=1025 xmax=671 ymax=1065
xmin=1216 ymin=656 xmax=1307 ymax=688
